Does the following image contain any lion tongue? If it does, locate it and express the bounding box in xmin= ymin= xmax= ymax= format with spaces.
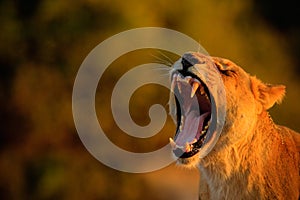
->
xmin=175 ymin=110 xmax=205 ymax=147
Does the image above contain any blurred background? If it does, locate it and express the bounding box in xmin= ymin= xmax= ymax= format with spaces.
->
xmin=0 ymin=0 xmax=299 ymax=199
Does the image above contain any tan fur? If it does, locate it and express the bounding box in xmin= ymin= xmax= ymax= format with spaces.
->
xmin=174 ymin=56 xmax=300 ymax=199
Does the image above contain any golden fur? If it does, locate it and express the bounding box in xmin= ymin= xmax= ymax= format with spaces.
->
xmin=173 ymin=56 xmax=300 ymax=199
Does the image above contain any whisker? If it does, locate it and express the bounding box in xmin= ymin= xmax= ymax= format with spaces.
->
xmin=157 ymin=72 xmax=172 ymax=78
xmin=152 ymin=65 xmax=172 ymax=70
xmin=152 ymin=68 xmax=172 ymax=74
xmin=148 ymin=51 xmax=176 ymax=79
xmin=156 ymin=50 xmax=175 ymax=64
xmin=151 ymin=66 xmax=172 ymax=78
xmin=149 ymin=50 xmax=177 ymax=68
xmin=150 ymin=54 xmax=173 ymax=67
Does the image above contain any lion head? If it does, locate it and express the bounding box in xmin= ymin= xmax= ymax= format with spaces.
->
xmin=169 ymin=52 xmax=286 ymax=168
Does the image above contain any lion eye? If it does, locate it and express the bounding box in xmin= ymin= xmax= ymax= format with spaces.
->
xmin=219 ymin=69 xmax=235 ymax=76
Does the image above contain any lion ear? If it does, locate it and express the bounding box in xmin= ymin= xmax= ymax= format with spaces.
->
xmin=250 ymin=76 xmax=286 ymax=110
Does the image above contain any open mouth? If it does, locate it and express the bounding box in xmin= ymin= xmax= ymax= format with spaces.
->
xmin=170 ymin=70 xmax=212 ymax=158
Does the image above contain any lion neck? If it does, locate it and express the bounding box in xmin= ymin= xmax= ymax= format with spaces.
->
xmin=198 ymin=110 xmax=280 ymax=198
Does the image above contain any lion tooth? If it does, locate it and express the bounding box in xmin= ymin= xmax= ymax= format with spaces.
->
xmin=185 ymin=142 xmax=191 ymax=152
xmin=204 ymin=124 xmax=209 ymax=130
xmin=190 ymin=138 xmax=198 ymax=144
xmin=191 ymin=81 xmax=200 ymax=98
xmin=171 ymin=74 xmax=177 ymax=92
xmin=180 ymin=115 xmax=184 ymax=130
xmin=169 ymin=138 xmax=176 ymax=149
xmin=177 ymin=75 xmax=187 ymax=93
xmin=178 ymin=85 xmax=182 ymax=93
xmin=179 ymin=125 xmax=183 ymax=132
xmin=177 ymin=82 xmax=182 ymax=93
xmin=200 ymin=86 xmax=205 ymax=95
xmin=171 ymin=80 xmax=176 ymax=93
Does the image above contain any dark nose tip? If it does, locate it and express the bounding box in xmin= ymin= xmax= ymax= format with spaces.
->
xmin=181 ymin=58 xmax=193 ymax=70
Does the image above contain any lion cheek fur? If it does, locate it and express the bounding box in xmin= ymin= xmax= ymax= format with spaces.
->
xmin=199 ymin=78 xmax=298 ymax=199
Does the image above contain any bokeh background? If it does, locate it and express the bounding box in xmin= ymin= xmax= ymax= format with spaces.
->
xmin=1 ymin=0 xmax=299 ymax=199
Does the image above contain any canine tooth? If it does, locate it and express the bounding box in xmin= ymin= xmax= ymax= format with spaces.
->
xmin=190 ymin=138 xmax=198 ymax=144
xmin=180 ymin=126 xmax=183 ymax=131
xmin=194 ymin=79 xmax=201 ymax=83
xmin=200 ymin=86 xmax=205 ymax=95
xmin=177 ymin=81 xmax=182 ymax=93
xmin=185 ymin=142 xmax=191 ymax=152
xmin=171 ymin=79 xmax=176 ymax=93
xmin=191 ymin=81 xmax=200 ymax=98
xmin=177 ymin=75 xmax=190 ymax=93
xmin=169 ymin=138 xmax=176 ymax=149
xmin=180 ymin=115 xmax=184 ymax=130
xmin=179 ymin=125 xmax=183 ymax=132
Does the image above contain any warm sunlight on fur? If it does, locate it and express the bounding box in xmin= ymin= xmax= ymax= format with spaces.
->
xmin=169 ymin=52 xmax=300 ymax=199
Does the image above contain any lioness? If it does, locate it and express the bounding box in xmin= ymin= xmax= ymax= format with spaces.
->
xmin=168 ymin=52 xmax=300 ymax=199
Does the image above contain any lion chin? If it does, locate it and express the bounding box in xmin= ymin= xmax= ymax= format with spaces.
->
xmin=169 ymin=52 xmax=300 ymax=199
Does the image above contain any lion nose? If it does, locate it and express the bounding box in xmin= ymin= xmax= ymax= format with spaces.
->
xmin=181 ymin=58 xmax=193 ymax=71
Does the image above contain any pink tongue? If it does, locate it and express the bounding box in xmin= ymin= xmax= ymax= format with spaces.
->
xmin=175 ymin=110 xmax=205 ymax=146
